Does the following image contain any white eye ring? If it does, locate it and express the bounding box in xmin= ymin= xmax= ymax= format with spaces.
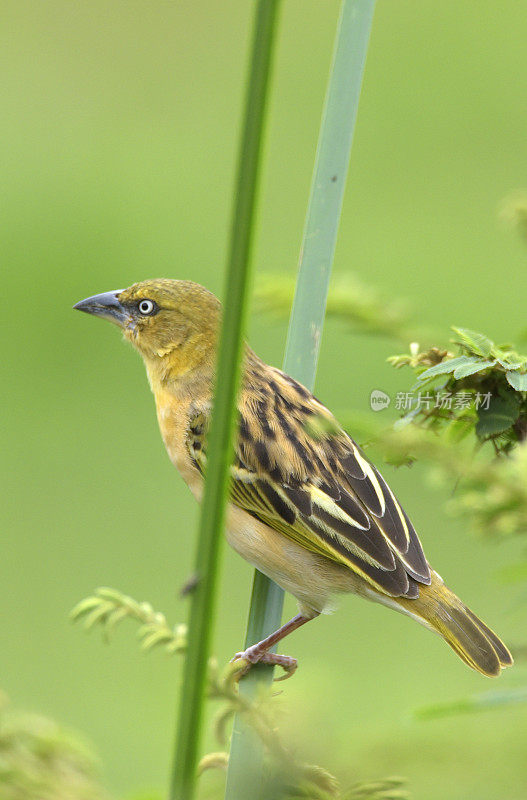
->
xmin=138 ymin=299 xmax=155 ymax=315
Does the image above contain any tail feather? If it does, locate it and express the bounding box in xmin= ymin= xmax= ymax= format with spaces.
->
xmin=397 ymin=572 xmax=513 ymax=677
xmin=463 ymin=606 xmax=513 ymax=667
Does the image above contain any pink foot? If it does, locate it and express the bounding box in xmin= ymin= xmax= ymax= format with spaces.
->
xmin=231 ymin=645 xmax=298 ymax=681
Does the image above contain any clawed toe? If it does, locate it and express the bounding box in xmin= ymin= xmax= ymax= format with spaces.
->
xmin=230 ymin=647 xmax=298 ymax=680
xmin=269 ymin=653 xmax=297 ymax=681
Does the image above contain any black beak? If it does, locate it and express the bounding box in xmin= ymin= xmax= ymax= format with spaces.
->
xmin=73 ymin=290 xmax=128 ymax=327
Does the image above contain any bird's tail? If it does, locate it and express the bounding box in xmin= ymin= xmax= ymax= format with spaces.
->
xmin=396 ymin=572 xmax=513 ymax=677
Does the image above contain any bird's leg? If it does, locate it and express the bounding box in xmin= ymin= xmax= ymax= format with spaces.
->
xmin=232 ymin=612 xmax=318 ymax=681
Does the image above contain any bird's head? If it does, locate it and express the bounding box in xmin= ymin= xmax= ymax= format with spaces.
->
xmin=74 ymin=279 xmax=221 ymax=383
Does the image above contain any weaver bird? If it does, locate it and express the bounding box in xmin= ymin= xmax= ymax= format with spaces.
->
xmin=74 ymin=279 xmax=512 ymax=679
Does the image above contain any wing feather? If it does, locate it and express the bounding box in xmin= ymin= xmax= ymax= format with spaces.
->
xmin=186 ymin=366 xmax=432 ymax=600
xmin=311 ymin=506 xmax=396 ymax=571
xmin=283 ymin=483 xmax=313 ymax=517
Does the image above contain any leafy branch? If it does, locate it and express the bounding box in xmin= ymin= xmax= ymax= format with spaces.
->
xmin=389 ymin=327 xmax=527 ymax=453
xmin=71 ymin=588 xmax=408 ymax=800
xmin=70 ymin=587 xmax=187 ymax=655
xmin=254 ymin=273 xmax=415 ymax=342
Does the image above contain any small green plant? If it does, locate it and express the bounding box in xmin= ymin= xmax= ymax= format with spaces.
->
xmin=389 ymin=327 xmax=527 ymax=452
xmin=0 ymin=692 xmax=109 ymax=800
xmin=71 ymin=587 xmax=187 ymax=654
xmin=71 ymin=588 xmax=407 ymax=800
xmin=254 ymin=273 xmax=412 ymax=341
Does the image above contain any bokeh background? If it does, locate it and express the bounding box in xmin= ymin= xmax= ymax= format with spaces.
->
xmin=2 ymin=1 xmax=527 ymax=797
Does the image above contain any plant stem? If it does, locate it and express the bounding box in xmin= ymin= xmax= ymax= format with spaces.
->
xmin=169 ymin=2 xmax=281 ymax=798
xmin=284 ymin=0 xmax=377 ymax=387
xmin=225 ymin=1 xmax=376 ymax=797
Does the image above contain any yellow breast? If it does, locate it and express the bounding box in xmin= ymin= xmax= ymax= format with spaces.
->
xmin=153 ymin=387 xmax=203 ymax=500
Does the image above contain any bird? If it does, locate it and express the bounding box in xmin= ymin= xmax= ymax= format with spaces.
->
xmin=74 ymin=278 xmax=513 ymax=679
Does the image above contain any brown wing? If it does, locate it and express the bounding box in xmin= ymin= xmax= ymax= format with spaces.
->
xmin=187 ymin=360 xmax=431 ymax=600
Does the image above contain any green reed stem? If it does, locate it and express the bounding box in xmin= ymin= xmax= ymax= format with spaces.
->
xmin=169 ymin=2 xmax=281 ymax=798
xmin=225 ymin=1 xmax=376 ymax=797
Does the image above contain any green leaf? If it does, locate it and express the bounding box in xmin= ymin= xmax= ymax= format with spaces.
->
xmin=106 ymin=606 xmax=128 ymax=631
xmin=82 ymin=603 xmax=112 ymax=630
xmin=445 ymin=415 xmax=475 ymax=443
xmin=141 ymin=630 xmax=174 ymax=651
xmin=476 ymin=395 xmax=520 ymax=437
xmin=506 ymin=370 xmax=527 ymax=391
xmin=69 ymin=596 xmax=101 ymax=621
xmin=451 ymin=326 xmax=493 ymax=357
xmin=417 ymin=356 xmax=473 ymax=382
xmin=452 ymin=358 xmax=496 ymax=379
xmin=495 ymin=354 xmax=527 ymax=369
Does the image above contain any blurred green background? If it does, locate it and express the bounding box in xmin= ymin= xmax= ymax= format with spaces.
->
xmin=2 ymin=1 xmax=527 ymax=797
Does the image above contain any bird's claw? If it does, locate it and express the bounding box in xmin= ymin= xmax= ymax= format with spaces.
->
xmin=230 ymin=647 xmax=298 ymax=681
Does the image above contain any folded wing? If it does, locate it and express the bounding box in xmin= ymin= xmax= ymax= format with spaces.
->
xmin=186 ymin=367 xmax=431 ymax=601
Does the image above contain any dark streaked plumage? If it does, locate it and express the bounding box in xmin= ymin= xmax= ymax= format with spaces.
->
xmin=74 ymin=278 xmax=513 ymax=678
xmin=188 ymin=352 xmax=431 ymax=599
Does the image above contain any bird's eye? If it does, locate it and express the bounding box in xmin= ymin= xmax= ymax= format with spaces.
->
xmin=138 ymin=299 xmax=156 ymax=316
